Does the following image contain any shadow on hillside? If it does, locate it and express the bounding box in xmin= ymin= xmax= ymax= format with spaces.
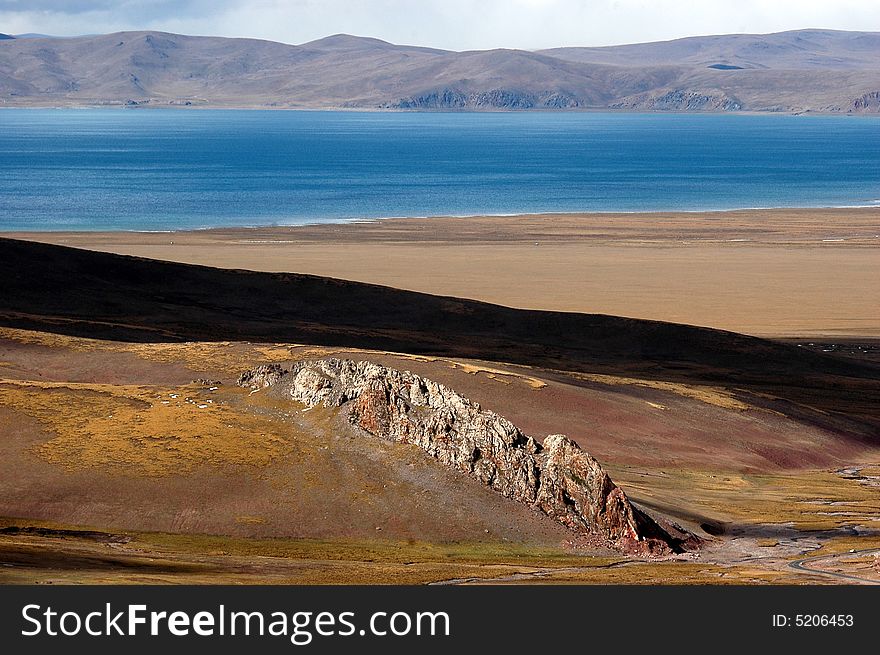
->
xmin=2 ymin=237 xmax=878 ymax=442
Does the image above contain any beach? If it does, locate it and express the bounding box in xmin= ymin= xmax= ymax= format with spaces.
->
xmin=12 ymin=207 xmax=880 ymax=338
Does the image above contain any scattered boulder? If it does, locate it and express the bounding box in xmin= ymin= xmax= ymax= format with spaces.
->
xmin=191 ymin=378 xmax=222 ymax=386
xmin=238 ymin=358 xmax=689 ymax=556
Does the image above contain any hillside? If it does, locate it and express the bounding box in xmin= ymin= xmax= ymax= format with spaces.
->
xmin=1 ymin=236 xmax=878 ymax=442
xmin=0 ymin=29 xmax=878 ymax=112
xmin=1 ymin=237 xmax=879 ymax=583
xmin=540 ymin=29 xmax=880 ymax=69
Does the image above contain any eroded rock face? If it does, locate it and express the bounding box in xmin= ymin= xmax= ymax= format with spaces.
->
xmin=851 ymin=91 xmax=880 ymax=112
xmin=391 ymin=87 xmax=580 ymax=110
xmin=537 ymin=434 xmax=680 ymax=555
xmin=238 ymin=359 xmax=683 ymax=556
xmin=611 ymin=88 xmax=743 ymax=111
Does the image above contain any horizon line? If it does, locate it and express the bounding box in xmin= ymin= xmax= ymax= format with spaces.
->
xmin=4 ymin=25 xmax=877 ymax=53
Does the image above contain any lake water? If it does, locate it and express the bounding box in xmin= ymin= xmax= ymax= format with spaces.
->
xmin=1 ymin=109 xmax=879 ymax=231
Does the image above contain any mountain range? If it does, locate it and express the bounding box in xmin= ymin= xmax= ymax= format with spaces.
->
xmin=0 ymin=29 xmax=878 ymax=112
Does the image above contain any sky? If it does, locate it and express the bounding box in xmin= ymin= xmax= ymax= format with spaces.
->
xmin=2 ymin=0 xmax=879 ymax=49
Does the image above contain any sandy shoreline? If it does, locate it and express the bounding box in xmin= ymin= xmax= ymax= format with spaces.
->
xmin=9 ymin=208 xmax=880 ymax=338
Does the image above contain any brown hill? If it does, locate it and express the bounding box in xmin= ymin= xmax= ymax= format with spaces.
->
xmin=540 ymin=29 xmax=880 ymax=70
xmin=1 ymin=29 xmax=878 ymax=112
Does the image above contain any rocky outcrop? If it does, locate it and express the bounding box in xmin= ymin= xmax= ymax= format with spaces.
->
xmin=850 ymin=91 xmax=880 ymax=112
xmin=238 ymin=363 xmax=286 ymax=389
xmin=238 ymin=358 xmax=685 ymax=556
xmin=392 ymin=89 xmax=468 ymax=109
xmin=391 ymin=87 xmax=580 ymax=110
xmin=611 ymin=88 xmax=743 ymax=111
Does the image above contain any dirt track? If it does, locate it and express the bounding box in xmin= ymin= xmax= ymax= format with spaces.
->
xmin=790 ymin=548 xmax=880 ymax=584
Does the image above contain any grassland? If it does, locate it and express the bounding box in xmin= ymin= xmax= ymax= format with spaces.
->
xmin=1 ymin=220 xmax=878 ymax=585
xmin=1 ymin=323 xmax=878 ymax=584
xmin=0 ymin=518 xmax=835 ymax=585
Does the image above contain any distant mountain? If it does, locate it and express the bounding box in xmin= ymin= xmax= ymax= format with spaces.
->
xmin=0 ymin=29 xmax=878 ymax=112
xmin=0 ymin=33 xmax=14 ymax=40
xmin=540 ymin=29 xmax=880 ymax=70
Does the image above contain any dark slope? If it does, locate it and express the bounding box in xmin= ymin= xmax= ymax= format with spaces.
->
xmin=1 ymin=237 xmax=877 ymax=441
xmin=0 ymin=237 xmax=858 ymax=372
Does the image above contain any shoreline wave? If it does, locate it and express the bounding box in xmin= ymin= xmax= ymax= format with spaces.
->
xmin=3 ymin=203 xmax=880 ymax=234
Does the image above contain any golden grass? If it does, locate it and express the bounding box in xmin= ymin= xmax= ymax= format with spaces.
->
xmin=568 ymin=371 xmax=751 ymax=410
xmin=395 ymin=354 xmax=440 ymax=363
xmin=446 ymin=361 xmax=548 ymax=389
xmin=0 ymin=516 xmax=625 ymax=585
xmin=508 ymin=562 xmax=791 ymax=585
xmin=2 ymin=327 xmax=877 ymax=585
xmin=118 ymin=342 xmax=336 ymax=372
xmin=235 ymin=516 xmax=268 ymax=525
xmin=794 ymin=534 xmax=880 ymax=558
xmin=0 ymin=379 xmax=292 ymax=476
xmin=0 ymin=327 xmax=101 ymax=350
xmin=0 ymin=528 xmax=807 ymax=585
xmin=0 ymin=326 xmax=337 ymax=374
xmin=609 ymin=466 xmax=880 ymax=531
xmin=0 ymin=516 xmax=800 ymax=585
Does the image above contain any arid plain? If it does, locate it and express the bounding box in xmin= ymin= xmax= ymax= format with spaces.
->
xmin=1 ymin=208 xmax=879 ymax=584
xmin=18 ymin=208 xmax=879 ymax=337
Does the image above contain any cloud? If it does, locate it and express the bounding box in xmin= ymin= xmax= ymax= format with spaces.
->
xmin=1 ymin=0 xmax=878 ymax=49
xmin=0 ymin=0 xmax=223 ymax=13
xmin=0 ymin=0 xmax=117 ymax=11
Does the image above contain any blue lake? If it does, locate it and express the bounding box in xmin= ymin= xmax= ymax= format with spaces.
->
xmin=1 ymin=109 xmax=879 ymax=231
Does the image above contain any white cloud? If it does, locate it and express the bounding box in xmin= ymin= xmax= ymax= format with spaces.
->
xmin=1 ymin=0 xmax=879 ymax=48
